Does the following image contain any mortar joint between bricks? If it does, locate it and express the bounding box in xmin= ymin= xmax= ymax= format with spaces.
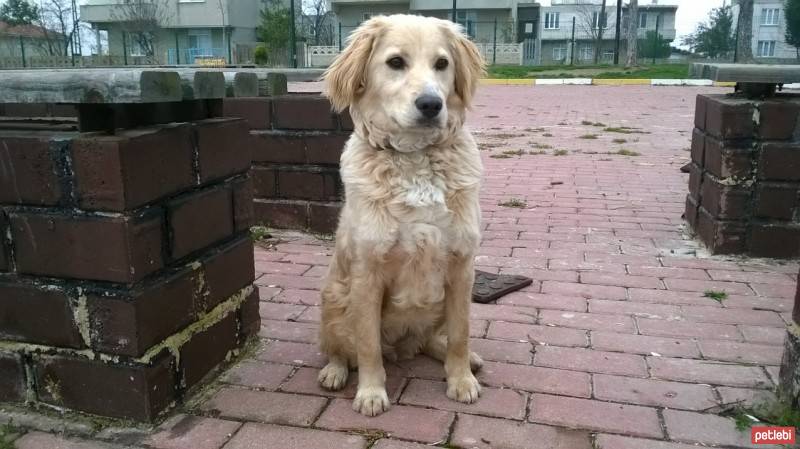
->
xmin=189 ymin=123 xmax=202 ymax=186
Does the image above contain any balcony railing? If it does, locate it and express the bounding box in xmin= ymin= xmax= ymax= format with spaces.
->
xmin=167 ymin=47 xmax=227 ymax=65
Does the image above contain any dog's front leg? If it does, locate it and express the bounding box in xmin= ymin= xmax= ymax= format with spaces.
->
xmin=444 ymin=255 xmax=481 ymax=403
xmin=350 ymin=268 xmax=390 ymax=416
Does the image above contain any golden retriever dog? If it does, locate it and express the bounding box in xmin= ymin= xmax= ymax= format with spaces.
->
xmin=318 ymin=14 xmax=485 ymax=417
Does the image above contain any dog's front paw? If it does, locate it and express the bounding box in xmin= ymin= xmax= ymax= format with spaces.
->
xmin=318 ymin=362 xmax=349 ymax=391
xmin=352 ymin=386 xmax=390 ymax=416
xmin=447 ymin=373 xmax=481 ymax=404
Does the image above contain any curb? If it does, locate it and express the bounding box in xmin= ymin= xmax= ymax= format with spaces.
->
xmin=480 ymin=78 xmax=743 ymax=87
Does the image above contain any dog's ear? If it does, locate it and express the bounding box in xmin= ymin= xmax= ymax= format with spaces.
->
xmin=323 ymin=17 xmax=386 ymax=112
xmin=445 ymin=22 xmax=486 ymax=108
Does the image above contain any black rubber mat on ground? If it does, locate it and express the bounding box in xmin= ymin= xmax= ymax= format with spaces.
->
xmin=472 ymin=270 xmax=533 ymax=304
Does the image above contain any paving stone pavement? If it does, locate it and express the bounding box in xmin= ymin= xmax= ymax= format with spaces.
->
xmin=15 ymin=85 xmax=798 ymax=448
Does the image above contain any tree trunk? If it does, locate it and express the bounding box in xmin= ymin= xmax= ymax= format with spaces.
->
xmin=594 ymin=0 xmax=607 ymax=63
xmin=736 ymin=0 xmax=754 ymax=62
xmin=625 ymin=0 xmax=638 ymax=67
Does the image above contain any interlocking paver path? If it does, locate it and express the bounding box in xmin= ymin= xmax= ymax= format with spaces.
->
xmin=14 ymin=85 xmax=798 ymax=449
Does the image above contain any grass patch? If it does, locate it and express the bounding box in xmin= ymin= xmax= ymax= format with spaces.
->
xmin=581 ymin=120 xmax=593 ymax=126
xmin=489 ymin=153 xmax=512 ymax=159
xmin=531 ymin=142 xmax=553 ymax=149
xmin=490 ymin=132 xmax=526 ymax=139
xmin=704 ymin=290 xmax=728 ymax=302
xmin=487 ymin=63 xmax=689 ymax=80
xmin=250 ymin=226 xmax=272 ymax=242
xmin=612 ymin=138 xmax=628 ymax=144
xmin=502 ymin=149 xmax=526 ymax=156
xmin=498 ymin=198 xmax=527 ymax=208
xmin=553 ymin=149 xmax=569 ymax=156
xmin=604 ymin=126 xmax=649 ymax=134
xmin=542 ymin=133 xmax=554 ymax=137
xmin=0 ymin=421 xmax=19 ymax=449
xmin=529 ymin=150 xmax=548 ymax=155
xmin=579 ymin=134 xmax=599 ymax=140
xmin=591 ymin=122 xmax=606 ymax=127
xmin=613 ymin=149 xmax=641 ymax=156
xmin=724 ymin=397 xmax=800 ymax=433
xmin=524 ymin=127 xmax=546 ymax=132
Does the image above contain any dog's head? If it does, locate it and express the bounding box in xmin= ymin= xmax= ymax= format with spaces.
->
xmin=323 ymin=14 xmax=485 ymax=151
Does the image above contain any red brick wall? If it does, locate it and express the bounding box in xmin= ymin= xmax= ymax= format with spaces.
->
xmin=223 ymin=95 xmax=350 ymax=234
xmin=0 ymin=108 xmax=258 ymax=421
xmin=686 ymin=94 xmax=800 ymax=258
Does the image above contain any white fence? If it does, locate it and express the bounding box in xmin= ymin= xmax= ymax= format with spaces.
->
xmin=305 ymin=42 xmax=523 ymax=67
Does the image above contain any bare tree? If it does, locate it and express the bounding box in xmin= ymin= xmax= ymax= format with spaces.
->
xmin=735 ymin=0 xmax=753 ymax=62
xmin=36 ymin=0 xmax=74 ymax=57
xmin=576 ymin=0 xmax=611 ymax=64
xmin=302 ymin=0 xmax=331 ymax=45
xmin=110 ymin=0 xmax=172 ymax=59
xmin=625 ymin=0 xmax=638 ymax=66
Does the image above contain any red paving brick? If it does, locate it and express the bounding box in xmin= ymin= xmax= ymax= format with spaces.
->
xmin=529 ymin=394 xmax=664 ymax=439
xmin=400 ymin=378 xmax=527 ymax=420
xmin=201 ymin=387 xmax=327 ymax=425
xmin=592 ymin=374 xmax=717 ymax=411
xmin=590 ymin=331 xmax=701 ymax=358
xmin=223 ymin=423 xmax=366 ymax=449
xmin=221 ymin=361 xmax=293 ymax=390
xmin=478 ymin=361 xmax=591 ymax=398
xmin=315 ymin=399 xmax=453 ymax=443
xmin=663 ymin=409 xmax=784 ymax=448
xmin=451 ymin=414 xmax=592 ymax=449
xmin=533 ymin=346 xmax=648 ymax=377
xmin=145 ymin=414 xmax=241 ymax=449
xmin=26 ymin=84 xmax=800 ymax=449
xmin=648 ymin=357 xmax=772 ymax=388
xmin=487 ymin=321 xmax=589 ymax=347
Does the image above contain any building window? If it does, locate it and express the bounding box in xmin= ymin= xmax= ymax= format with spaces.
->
xmin=602 ymin=50 xmax=615 ymax=60
xmin=639 ymin=12 xmax=647 ymax=28
xmin=757 ymin=40 xmax=776 ymax=57
xmin=553 ymin=47 xmax=567 ymax=61
xmin=456 ymin=10 xmax=477 ymax=38
xmin=544 ymin=12 xmax=560 ymax=29
xmin=580 ymin=45 xmax=593 ymax=60
xmin=761 ymin=8 xmax=779 ymax=26
xmin=127 ymin=32 xmax=152 ymax=57
xmin=188 ymin=29 xmax=212 ymax=51
xmin=593 ymin=11 xmax=608 ymax=29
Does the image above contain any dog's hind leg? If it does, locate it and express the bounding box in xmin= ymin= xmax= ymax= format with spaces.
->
xmin=423 ymin=334 xmax=483 ymax=372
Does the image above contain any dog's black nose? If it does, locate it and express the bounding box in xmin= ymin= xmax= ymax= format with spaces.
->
xmin=415 ymin=95 xmax=443 ymax=119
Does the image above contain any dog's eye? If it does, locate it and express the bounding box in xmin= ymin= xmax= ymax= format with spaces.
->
xmin=435 ymin=58 xmax=449 ymax=70
xmin=387 ymin=57 xmax=405 ymax=69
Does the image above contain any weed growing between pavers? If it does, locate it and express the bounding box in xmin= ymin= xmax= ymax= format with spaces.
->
xmin=250 ymin=226 xmax=272 ymax=242
xmin=703 ymin=290 xmax=728 ymax=302
xmin=725 ymin=397 xmax=800 ymax=433
xmin=489 ymin=153 xmax=512 ymax=159
xmin=524 ymin=127 xmax=546 ymax=132
xmin=530 ymin=142 xmax=553 ymax=150
xmin=612 ymin=138 xmax=628 ymax=144
xmin=498 ymin=198 xmax=527 ymax=208
xmin=502 ymin=149 xmax=526 ymax=156
xmin=542 ymin=133 xmax=554 ymax=137
xmin=579 ymin=134 xmax=599 ymax=139
xmin=553 ymin=149 xmax=569 ymax=156
xmin=613 ymin=149 xmax=641 ymax=156
xmin=604 ymin=126 xmax=649 ymax=134
xmin=530 ymin=150 xmax=548 ymax=155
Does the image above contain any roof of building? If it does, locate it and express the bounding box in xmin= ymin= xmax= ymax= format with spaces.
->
xmin=0 ymin=21 xmax=62 ymax=39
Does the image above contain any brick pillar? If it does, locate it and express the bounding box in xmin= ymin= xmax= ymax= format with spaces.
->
xmin=222 ymin=95 xmax=350 ymax=234
xmin=779 ymin=270 xmax=800 ymax=408
xmin=0 ymin=107 xmax=259 ymax=421
xmin=686 ymin=93 xmax=800 ymax=258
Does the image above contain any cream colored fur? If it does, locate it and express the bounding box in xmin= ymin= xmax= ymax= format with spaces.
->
xmin=318 ymin=14 xmax=486 ymax=417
